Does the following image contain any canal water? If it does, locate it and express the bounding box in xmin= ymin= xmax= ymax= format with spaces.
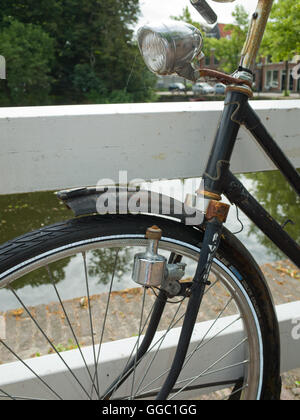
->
xmin=0 ymin=170 xmax=298 ymax=311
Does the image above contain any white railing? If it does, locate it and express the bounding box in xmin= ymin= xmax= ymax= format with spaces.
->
xmin=0 ymin=100 xmax=299 ymax=398
xmin=0 ymin=100 xmax=299 ymax=195
xmin=0 ymin=302 xmax=299 ymax=399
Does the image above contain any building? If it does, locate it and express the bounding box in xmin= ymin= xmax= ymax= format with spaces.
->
xmin=254 ymin=57 xmax=300 ymax=94
xmin=204 ymin=23 xmax=300 ymax=94
xmin=206 ymin=23 xmax=233 ymax=40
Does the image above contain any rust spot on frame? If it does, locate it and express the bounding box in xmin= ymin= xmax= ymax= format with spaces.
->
xmin=206 ymin=200 xmax=230 ymax=223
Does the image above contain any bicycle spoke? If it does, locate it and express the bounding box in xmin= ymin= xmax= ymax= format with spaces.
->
xmin=103 ymin=295 xmax=159 ymax=399
xmin=0 ymin=391 xmax=14 ymax=400
xmin=133 ymin=297 xmax=186 ymax=398
xmin=128 ymin=252 xmax=184 ymax=398
xmin=130 ymin=287 xmax=147 ymax=399
xmin=181 ymin=297 xmax=235 ymax=370
xmin=82 ymin=252 xmax=100 ymax=399
xmin=135 ymin=312 xmax=242 ymax=399
xmin=46 ymin=264 xmax=99 ymax=399
xmin=0 ymin=391 xmax=49 ymax=401
xmin=91 ymin=248 xmax=120 ymax=397
xmin=102 ymin=291 xmax=172 ymax=399
xmin=174 ymin=359 xmax=249 ymax=391
xmin=133 ymin=379 xmax=242 ymax=400
xmin=197 ymin=359 xmax=249 ymax=378
xmin=0 ymin=388 xmax=15 ymax=400
xmin=107 ymin=299 xmax=187 ymax=401
xmin=223 ymin=384 xmax=248 ymax=400
xmin=7 ymin=286 xmax=92 ymax=400
xmin=0 ymin=338 xmax=62 ymax=400
xmin=134 ymin=279 xmax=226 ymax=398
xmin=132 ymin=303 xmax=187 ymax=398
xmin=169 ymin=337 xmax=248 ymax=400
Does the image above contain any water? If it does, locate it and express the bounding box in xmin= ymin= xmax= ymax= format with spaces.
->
xmin=0 ymin=170 xmax=298 ymax=311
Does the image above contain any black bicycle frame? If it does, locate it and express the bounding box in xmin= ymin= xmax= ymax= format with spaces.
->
xmin=203 ymin=90 xmax=300 ymax=268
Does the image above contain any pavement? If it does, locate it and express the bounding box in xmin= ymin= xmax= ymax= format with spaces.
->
xmin=0 ymin=259 xmax=299 ymax=400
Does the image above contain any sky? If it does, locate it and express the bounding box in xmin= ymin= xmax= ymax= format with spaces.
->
xmin=137 ymin=0 xmax=259 ymax=28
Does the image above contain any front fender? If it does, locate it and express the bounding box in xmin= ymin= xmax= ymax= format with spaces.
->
xmin=57 ymin=186 xmax=205 ymax=226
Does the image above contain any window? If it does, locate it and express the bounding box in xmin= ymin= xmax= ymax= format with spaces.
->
xmin=265 ymin=70 xmax=279 ymax=88
xmin=213 ymin=56 xmax=220 ymax=65
xmin=205 ymin=55 xmax=211 ymax=66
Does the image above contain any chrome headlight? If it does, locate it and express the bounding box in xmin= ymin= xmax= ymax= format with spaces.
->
xmin=137 ymin=21 xmax=203 ymax=81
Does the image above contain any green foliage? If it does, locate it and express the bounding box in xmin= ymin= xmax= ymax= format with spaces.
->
xmin=207 ymin=6 xmax=249 ymax=74
xmin=171 ymin=6 xmax=205 ymax=32
xmin=0 ymin=0 xmax=156 ymax=105
xmin=231 ymin=5 xmax=249 ymax=29
xmin=172 ymin=5 xmax=250 ymax=74
xmin=262 ymin=0 xmax=300 ymax=62
xmin=49 ymin=339 xmax=79 ymax=354
xmin=245 ymin=170 xmax=300 ymax=259
xmin=0 ymin=19 xmax=55 ymax=106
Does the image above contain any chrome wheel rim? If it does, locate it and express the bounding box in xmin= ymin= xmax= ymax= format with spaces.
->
xmin=0 ymin=235 xmax=263 ymax=400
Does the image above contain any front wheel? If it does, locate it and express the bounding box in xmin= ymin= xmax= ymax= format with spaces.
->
xmin=0 ymin=214 xmax=281 ymax=400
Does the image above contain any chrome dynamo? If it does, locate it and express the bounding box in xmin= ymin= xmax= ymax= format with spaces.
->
xmin=132 ymin=226 xmax=186 ymax=296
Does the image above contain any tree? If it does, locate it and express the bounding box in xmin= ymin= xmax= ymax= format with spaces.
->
xmin=172 ymin=5 xmax=250 ymax=74
xmin=262 ymin=0 xmax=300 ymax=95
xmin=0 ymin=0 xmax=156 ymax=105
xmin=0 ymin=19 xmax=55 ymax=106
xmin=262 ymin=0 xmax=300 ymax=62
xmin=208 ymin=5 xmax=249 ymax=74
xmin=171 ymin=6 xmax=205 ymax=32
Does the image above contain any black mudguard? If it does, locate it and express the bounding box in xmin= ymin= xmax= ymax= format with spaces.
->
xmin=57 ymin=186 xmax=205 ymax=226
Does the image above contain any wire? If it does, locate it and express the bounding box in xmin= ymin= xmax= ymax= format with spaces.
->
xmin=232 ymin=205 xmax=244 ymax=235
xmin=150 ymin=286 xmax=187 ymax=304
xmin=124 ymin=52 xmax=138 ymax=93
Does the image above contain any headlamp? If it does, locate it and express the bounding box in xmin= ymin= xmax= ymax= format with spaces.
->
xmin=137 ymin=21 xmax=203 ymax=82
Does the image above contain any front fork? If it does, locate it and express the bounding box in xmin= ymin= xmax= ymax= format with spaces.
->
xmin=156 ymin=201 xmax=230 ymax=399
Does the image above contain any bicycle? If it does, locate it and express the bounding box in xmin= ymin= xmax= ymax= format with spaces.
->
xmin=0 ymin=0 xmax=299 ymax=400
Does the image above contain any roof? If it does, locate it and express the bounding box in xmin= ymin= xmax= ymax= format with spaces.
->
xmin=218 ymin=23 xmax=233 ymax=39
xmin=206 ymin=23 xmax=234 ymax=40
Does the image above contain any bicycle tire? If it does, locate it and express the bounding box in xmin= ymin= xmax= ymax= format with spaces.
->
xmin=0 ymin=214 xmax=281 ymax=400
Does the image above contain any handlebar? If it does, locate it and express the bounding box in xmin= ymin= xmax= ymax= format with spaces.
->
xmin=190 ymin=0 xmax=218 ymax=25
